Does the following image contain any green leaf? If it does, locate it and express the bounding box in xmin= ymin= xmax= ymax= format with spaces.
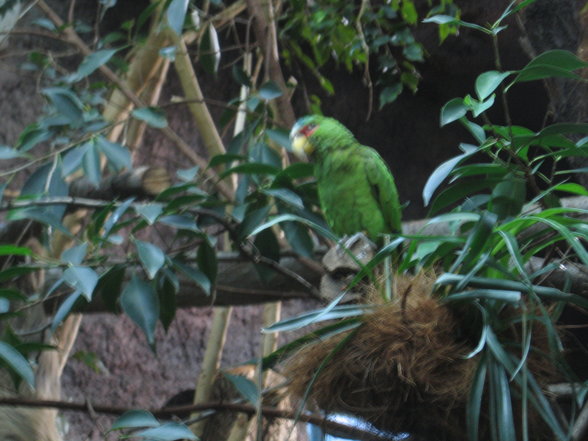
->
xmin=174 ymin=260 xmax=211 ymax=295
xmin=464 ymin=94 xmax=495 ymax=118
xmin=110 ymin=409 xmax=159 ymax=430
xmin=219 ymin=163 xmax=280 ymax=179
xmin=264 ymin=188 xmax=303 ymax=209
xmin=512 ymin=65 xmax=580 ymax=84
xmin=224 ymin=373 xmax=259 ymax=404
xmin=158 ymin=214 xmax=199 ymax=232
xmin=400 ymin=0 xmax=418 ymax=24
xmin=249 ymin=213 xmax=335 ymax=241
xmin=166 ymin=0 xmax=188 ymax=35
xmin=137 ymin=422 xmax=197 ymax=440
xmin=96 ymin=136 xmax=132 ymax=171
xmin=489 ymin=173 xmax=526 ymax=219
xmin=379 ymin=83 xmax=403 ymax=109
xmin=232 ymin=63 xmax=251 ymax=87
xmin=263 ymin=302 xmax=374 ymax=333
xmin=440 ymin=98 xmax=467 ymax=126
xmin=94 ymin=265 xmax=126 ymax=313
xmin=0 ymin=245 xmax=32 ymax=257
xmin=15 ymin=124 xmax=51 ymax=152
xmin=83 ymin=141 xmax=101 ymax=186
xmin=63 ymin=266 xmax=98 ymax=300
xmin=121 ymin=276 xmax=159 ymax=346
xmin=68 ymin=48 xmax=118 ymax=82
xmin=157 ymin=274 xmax=177 ymax=331
xmin=266 ymin=128 xmax=291 ymax=149
xmin=261 ymin=318 xmax=361 ymax=370
xmin=197 ymin=240 xmax=217 ymax=285
xmin=0 ymin=342 xmax=35 ymax=388
xmin=134 ymin=203 xmax=163 ymax=225
xmin=475 ymin=71 xmax=512 ymax=101
xmin=552 ymin=182 xmax=588 ymax=196
xmin=200 ymin=23 xmax=220 ymax=75
xmin=524 ymin=49 xmax=588 ymax=72
xmin=62 ymin=143 xmax=90 ymax=175
xmin=423 ymin=145 xmax=477 ymax=206
xmin=131 ymin=107 xmax=168 ymax=128
xmin=526 ymin=215 xmax=588 ymax=266
xmin=135 ymin=240 xmax=165 ymax=280
xmin=444 ymin=289 xmax=521 ymax=304
xmin=61 ymin=242 xmax=88 ymax=265
xmin=52 ymin=290 xmax=84 ymax=331
xmin=461 ymin=119 xmax=486 ymax=143
xmin=467 ymin=354 xmax=487 ymax=441
xmin=281 ymin=221 xmax=314 ymax=258
xmin=103 ymin=198 xmax=135 ymax=237
xmin=258 ymin=81 xmax=283 ymax=100
xmin=42 ymin=87 xmax=84 ymax=127
xmin=0 ymin=146 xmax=27 ymax=159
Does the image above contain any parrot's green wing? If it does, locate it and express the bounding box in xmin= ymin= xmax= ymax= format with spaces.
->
xmin=363 ymin=146 xmax=402 ymax=234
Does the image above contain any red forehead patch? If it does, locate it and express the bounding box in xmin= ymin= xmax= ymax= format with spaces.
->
xmin=300 ymin=123 xmax=318 ymax=137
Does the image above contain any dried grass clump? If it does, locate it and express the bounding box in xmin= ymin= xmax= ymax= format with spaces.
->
xmin=286 ymin=274 xmax=476 ymax=440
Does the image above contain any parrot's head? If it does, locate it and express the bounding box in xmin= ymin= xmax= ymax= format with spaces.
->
xmin=289 ymin=115 xmax=355 ymax=160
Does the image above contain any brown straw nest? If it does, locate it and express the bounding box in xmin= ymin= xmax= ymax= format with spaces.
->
xmin=285 ymin=273 xmax=558 ymax=440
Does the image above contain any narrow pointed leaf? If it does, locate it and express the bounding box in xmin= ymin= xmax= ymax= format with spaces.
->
xmin=110 ymin=409 xmax=159 ymax=430
xmin=135 ymin=240 xmax=165 ymax=280
xmin=137 ymin=422 xmax=197 ymax=440
xmin=63 ymin=266 xmax=98 ymax=300
xmin=121 ymin=276 xmax=159 ymax=346
xmin=0 ymin=342 xmax=35 ymax=387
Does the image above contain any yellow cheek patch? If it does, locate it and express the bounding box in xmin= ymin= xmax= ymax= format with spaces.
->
xmin=292 ymin=135 xmax=314 ymax=159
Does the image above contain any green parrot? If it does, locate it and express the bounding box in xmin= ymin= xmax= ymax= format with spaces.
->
xmin=289 ymin=115 xmax=402 ymax=243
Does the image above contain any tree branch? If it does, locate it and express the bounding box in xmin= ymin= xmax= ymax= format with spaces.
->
xmin=0 ymin=396 xmax=393 ymax=441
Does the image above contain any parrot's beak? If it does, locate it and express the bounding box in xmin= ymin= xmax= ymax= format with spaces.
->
xmin=291 ymin=134 xmax=314 ymax=160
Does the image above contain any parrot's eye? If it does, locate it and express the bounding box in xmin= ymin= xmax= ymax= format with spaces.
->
xmin=300 ymin=123 xmax=318 ymax=137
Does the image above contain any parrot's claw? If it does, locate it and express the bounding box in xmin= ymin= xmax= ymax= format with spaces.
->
xmin=336 ymin=232 xmax=377 ymax=258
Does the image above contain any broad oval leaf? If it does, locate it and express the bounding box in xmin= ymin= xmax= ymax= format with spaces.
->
xmin=137 ymin=422 xmax=196 ymax=440
xmin=224 ymin=373 xmax=259 ymax=405
xmin=134 ymin=203 xmax=163 ymax=225
xmin=96 ymin=136 xmax=132 ymax=171
xmin=131 ymin=107 xmax=168 ymax=128
xmin=135 ymin=240 xmax=165 ymax=280
xmin=110 ymin=409 xmax=159 ymax=430
xmin=174 ymin=260 xmax=211 ymax=295
xmin=42 ymin=87 xmax=84 ymax=127
xmin=200 ymin=23 xmax=220 ymax=75
xmin=475 ymin=70 xmax=512 ymax=101
xmin=440 ymin=98 xmax=467 ymax=126
xmin=68 ymin=48 xmax=118 ymax=82
xmin=0 ymin=146 xmax=27 ymax=159
xmin=61 ymin=242 xmax=88 ymax=265
xmin=120 ymin=276 xmax=159 ymax=346
xmin=64 ymin=266 xmax=98 ymax=300
xmin=0 ymin=342 xmax=35 ymax=388
xmin=165 ymin=0 xmax=188 ymax=35
xmin=258 ymin=81 xmax=283 ymax=100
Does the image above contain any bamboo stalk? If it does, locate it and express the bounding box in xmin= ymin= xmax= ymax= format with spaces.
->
xmin=168 ymin=29 xmax=226 ymax=159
